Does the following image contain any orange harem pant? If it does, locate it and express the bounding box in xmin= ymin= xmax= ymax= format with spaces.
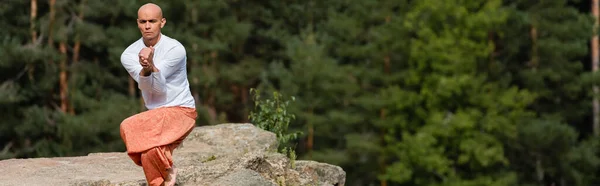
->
xmin=120 ymin=106 xmax=197 ymax=186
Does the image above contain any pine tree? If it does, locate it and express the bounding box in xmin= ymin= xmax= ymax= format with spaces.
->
xmin=496 ymin=0 xmax=599 ymax=185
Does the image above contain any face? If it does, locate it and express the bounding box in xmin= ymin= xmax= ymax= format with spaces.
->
xmin=137 ymin=5 xmax=165 ymax=41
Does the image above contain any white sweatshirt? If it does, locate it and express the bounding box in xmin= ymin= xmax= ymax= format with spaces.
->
xmin=120 ymin=34 xmax=196 ymax=110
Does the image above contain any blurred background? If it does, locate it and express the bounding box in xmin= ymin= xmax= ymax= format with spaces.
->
xmin=1 ymin=0 xmax=600 ymax=185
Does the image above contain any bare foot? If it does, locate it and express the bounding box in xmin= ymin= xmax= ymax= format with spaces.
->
xmin=164 ymin=165 xmax=177 ymax=186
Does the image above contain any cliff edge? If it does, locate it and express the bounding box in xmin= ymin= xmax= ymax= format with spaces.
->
xmin=0 ymin=123 xmax=346 ymax=186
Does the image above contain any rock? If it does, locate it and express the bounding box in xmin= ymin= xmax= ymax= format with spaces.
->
xmin=0 ymin=123 xmax=346 ymax=186
xmin=293 ymin=160 xmax=347 ymax=186
xmin=210 ymin=169 xmax=276 ymax=186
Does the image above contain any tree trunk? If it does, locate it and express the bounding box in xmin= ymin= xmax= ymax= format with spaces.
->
xmin=241 ymin=85 xmax=249 ymax=122
xmin=201 ymin=63 xmax=216 ymax=123
xmin=383 ymin=55 xmax=390 ymax=74
xmin=69 ymin=0 xmax=86 ymax=115
xmin=59 ymin=42 xmax=69 ymax=113
xmin=28 ymin=0 xmax=38 ymax=82
xmin=380 ymin=56 xmax=390 ymax=186
xmin=593 ymin=0 xmax=599 ymax=136
xmin=489 ymin=31 xmax=495 ymax=69
xmin=379 ymin=14 xmax=392 ymax=186
xmin=191 ymin=43 xmax=199 ymax=105
xmin=72 ymin=0 xmax=85 ymax=66
xmin=129 ymin=78 xmax=135 ymax=97
xmin=94 ymin=57 xmax=101 ymax=99
xmin=536 ymin=158 xmax=544 ymax=185
xmin=307 ymin=107 xmax=314 ymax=159
xmin=190 ymin=11 xmax=200 ymax=107
xmin=530 ymin=25 xmax=538 ymax=70
xmin=47 ymin=0 xmax=56 ymax=110
xmin=30 ymin=0 xmax=37 ymax=44
xmin=379 ymin=108 xmax=387 ymax=186
xmin=47 ymin=0 xmax=56 ymax=48
xmin=203 ymin=51 xmax=219 ymax=123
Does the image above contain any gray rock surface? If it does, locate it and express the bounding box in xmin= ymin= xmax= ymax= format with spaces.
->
xmin=0 ymin=123 xmax=346 ymax=186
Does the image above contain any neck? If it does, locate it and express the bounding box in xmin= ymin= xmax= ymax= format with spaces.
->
xmin=143 ymin=33 xmax=161 ymax=47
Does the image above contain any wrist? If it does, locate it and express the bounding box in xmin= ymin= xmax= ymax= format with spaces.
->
xmin=140 ymin=66 xmax=153 ymax=76
xmin=140 ymin=65 xmax=159 ymax=77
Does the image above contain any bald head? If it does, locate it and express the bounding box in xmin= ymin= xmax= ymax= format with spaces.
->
xmin=138 ymin=3 xmax=163 ymax=19
xmin=136 ymin=3 xmax=166 ymax=46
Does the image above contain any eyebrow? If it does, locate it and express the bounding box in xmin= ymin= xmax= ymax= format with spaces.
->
xmin=138 ymin=19 xmax=159 ymax=23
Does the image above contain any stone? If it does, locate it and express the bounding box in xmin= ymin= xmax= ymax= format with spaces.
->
xmin=209 ymin=169 xmax=276 ymax=186
xmin=293 ymin=160 xmax=347 ymax=186
xmin=0 ymin=123 xmax=346 ymax=186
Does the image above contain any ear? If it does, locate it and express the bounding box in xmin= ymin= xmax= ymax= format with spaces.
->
xmin=160 ymin=18 xmax=166 ymax=28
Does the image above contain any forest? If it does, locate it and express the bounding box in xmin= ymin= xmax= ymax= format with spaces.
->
xmin=1 ymin=0 xmax=600 ymax=185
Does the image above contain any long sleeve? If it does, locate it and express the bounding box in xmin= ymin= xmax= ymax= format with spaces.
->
xmin=121 ymin=51 xmax=156 ymax=92
xmin=138 ymin=74 xmax=154 ymax=92
xmin=147 ymin=45 xmax=187 ymax=95
xmin=120 ymin=35 xmax=195 ymax=110
xmin=141 ymin=71 xmax=166 ymax=95
xmin=121 ymin=52 xmax=142 ymax=82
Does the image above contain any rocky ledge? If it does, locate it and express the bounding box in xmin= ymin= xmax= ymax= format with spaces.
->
xmin=0 ymin=123 xmax=346 ymax=186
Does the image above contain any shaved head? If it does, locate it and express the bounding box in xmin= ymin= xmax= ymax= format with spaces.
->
xmin=138 ymin=3 xmax=163 ymax=18
xmin=136 ymin=3 xmax=166 ymax=46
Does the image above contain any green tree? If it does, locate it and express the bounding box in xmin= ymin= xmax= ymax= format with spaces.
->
xmin=0 ymin=0 xmax=143 ymax=158
xmin=376 ymin=1 xmax=537 ymax=185
xmin=496 ymin=0 xmax=599 ymax=185
xmin=1 ymin=1 xmax=599 ymax=186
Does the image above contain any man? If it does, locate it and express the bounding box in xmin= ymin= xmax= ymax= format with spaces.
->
xmin=119 ymin=3 xmax=196 ymax=186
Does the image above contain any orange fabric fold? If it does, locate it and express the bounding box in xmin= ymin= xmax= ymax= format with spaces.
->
xmin=120 ymin=106 xmax=196 ymax=186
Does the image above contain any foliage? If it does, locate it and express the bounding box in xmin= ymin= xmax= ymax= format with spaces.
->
xmin=249 ymin=88 xmax=302 ymax=155
xmin=506 ymin=119 xmax=600 ymax=186
xmin=0 ymin=0 xmax=599 ymax=185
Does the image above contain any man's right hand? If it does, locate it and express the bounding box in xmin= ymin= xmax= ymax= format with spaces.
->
xmin=139 ymin=47 xmax=154 ymax=68
xmin=139 ymin=47 xmax=157 ymax=76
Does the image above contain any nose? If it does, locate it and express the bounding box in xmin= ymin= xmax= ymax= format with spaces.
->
xmin=145 ymin=22 xmax=151 ymax=29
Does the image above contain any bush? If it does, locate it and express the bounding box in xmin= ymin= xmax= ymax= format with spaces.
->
xmin=248 ymin=88 xmax=302 ymax=163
